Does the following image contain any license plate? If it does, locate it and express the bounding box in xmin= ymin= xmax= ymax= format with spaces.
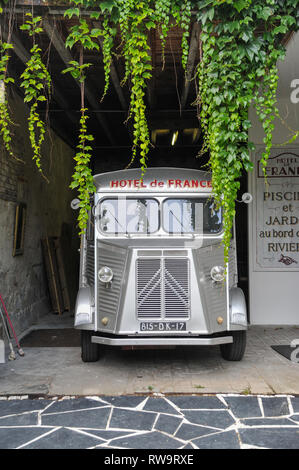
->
xmin=140 ymin=322 xmax=186 ymax=332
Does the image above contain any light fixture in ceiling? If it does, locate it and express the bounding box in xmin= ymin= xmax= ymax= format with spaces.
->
xmin=171 ymin=130 xmax=178 ymax=146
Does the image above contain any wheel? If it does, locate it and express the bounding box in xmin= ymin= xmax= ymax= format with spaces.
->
xmin=220 ymin=330 xmax=246 ymax=361
xmin=81 ymin=330 xmax=100 ymax=362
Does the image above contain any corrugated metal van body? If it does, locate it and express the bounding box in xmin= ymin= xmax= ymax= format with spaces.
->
xmin=93 ymin=243 xmax=238 ymax=336
xmin=96 ymin=242 xmax=127 ymax=333
xmin=76 ymin=168 xmax=244 ymax=338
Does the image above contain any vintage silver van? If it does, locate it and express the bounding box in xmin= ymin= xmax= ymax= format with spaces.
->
xmin=74 ymin=168 xmax=247 ymax=362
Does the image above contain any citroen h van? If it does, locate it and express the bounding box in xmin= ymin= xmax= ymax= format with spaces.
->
xmin=73 ymin=168 xmax=247 ymax=362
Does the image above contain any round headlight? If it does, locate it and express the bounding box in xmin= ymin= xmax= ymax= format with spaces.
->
xmin=98 ymin=266 xmax=114 ymax=283
xmin=210 ymin=265 xmax=225 ymax=282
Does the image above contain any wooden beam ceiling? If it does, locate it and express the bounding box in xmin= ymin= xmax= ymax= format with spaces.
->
xmin=2 ymin=4 xmax=205 ymax=151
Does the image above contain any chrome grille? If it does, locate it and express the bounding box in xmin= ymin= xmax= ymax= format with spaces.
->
xmin=164 ymin=258 xmax=190 ymax=318
xmin=136 ymin=257 xmax=190 ymax=319
xmin=136 ymin=258 xmax=162 ymax=318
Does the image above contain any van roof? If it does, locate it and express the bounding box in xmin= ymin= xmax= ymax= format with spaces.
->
xmin=93 ymin=167 xmax=212 ymax=193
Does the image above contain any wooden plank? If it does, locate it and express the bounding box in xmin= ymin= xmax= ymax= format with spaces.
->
xmin=41 ymin=237 xmax=64 ymax=315
xmin=53 ymin=237 xmax=71 ymax=311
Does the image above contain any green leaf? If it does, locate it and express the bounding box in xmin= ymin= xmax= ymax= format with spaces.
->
xmin=233 ymin=0 xmax=249 ymax=13
xmin=89 ymin=12 xmax=101 ymax=20
xmin=273 ymin=25 xmax=288 ymax=35
xmin=245 ymin=42 xmax=260 ymax=62
xmin=259 ymin=7 xmax=273 ymax=21
xmin=145 ymin=21 xmax=156 ymax=30
xmin=20 ymin=24 xmax=30 ymax=31
xmin=99 ymin=1 xmax=115 ymax=13
xmin=241 ymin=30 xmax=251 ymax=42
xmin=64 ymin=7 xmax=80 ymax=19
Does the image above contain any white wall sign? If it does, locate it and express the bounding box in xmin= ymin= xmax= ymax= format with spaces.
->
xmin=254 ymin=147 xmax=299 ymax=271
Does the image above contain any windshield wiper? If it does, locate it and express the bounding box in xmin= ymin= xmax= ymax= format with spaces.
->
xmin=101 ymin=209 xmax=127 ymax=234
xmin=169 ymin=209 xmax=190 ymax=233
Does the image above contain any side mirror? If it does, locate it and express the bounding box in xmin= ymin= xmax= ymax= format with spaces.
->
xmin=241 ymin=193 xmax=253 ymax=204
xmin=71 ymin=198 xmax=80 ymax=210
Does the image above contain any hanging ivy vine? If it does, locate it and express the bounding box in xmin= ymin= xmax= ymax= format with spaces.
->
xmin=1 ymin=0 xmax=299 ymax=265
xmin=172 ymin=0 xmax=192 ymax=70
xmin=20 ymin=13 xmax=52 ymax=181
xmin=99 ymin=16 xmax=116 ymax=102
xmin=155 ymin=0 xmax=172 ymax=70
xmin=0 ymin=0 xmax=22 ymax=162
xmin=0 ymin=41 xmax=16 ymax=160
xmin=119 ymin=0 xmax=155 ymax=176
xmin=62 ymin=10 xmax=99 ymax=233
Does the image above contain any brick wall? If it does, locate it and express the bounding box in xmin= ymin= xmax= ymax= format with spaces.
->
xmin=0 ymin=150 xmax=18 ymax=202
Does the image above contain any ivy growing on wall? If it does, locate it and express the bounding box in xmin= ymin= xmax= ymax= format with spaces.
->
xmin=197 ymin=0 xmax=299 ymax=263
xmin=1 ymin=0 xmax=299 ymax=262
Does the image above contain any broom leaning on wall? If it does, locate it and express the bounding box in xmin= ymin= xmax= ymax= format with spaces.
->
xmin=0 ymin=293 xmax=24 ymax=360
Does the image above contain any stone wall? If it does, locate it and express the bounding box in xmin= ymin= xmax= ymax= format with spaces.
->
xmin=0 ymin=88 xmax=79 ymax=337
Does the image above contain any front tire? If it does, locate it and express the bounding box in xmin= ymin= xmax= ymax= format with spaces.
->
xmin=81 ymin=330 xmax=100 ymax=362
xmin=220 ymin=330 xmax=246 ymax=361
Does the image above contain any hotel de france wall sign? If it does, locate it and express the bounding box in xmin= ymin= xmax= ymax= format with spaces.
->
xmin=253 ymin=146 xmax=299 ymax=271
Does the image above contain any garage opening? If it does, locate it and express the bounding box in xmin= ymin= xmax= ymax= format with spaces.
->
xmin=1 ymin=1 xmax=299 ymax=395
xmin=1 ymin=3 xmax=221 ymax=338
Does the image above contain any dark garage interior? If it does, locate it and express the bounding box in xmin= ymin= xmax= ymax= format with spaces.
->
xmin=0 ymin=1 xmax=250 ymax=339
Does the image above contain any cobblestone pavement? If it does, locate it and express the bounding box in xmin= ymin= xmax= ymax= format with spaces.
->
xmin=0 ymin=394 xmax=299 ymax=449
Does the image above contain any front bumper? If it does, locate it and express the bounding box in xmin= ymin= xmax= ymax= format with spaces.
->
xmin=91 ymin=335 xmax=233 ymax=346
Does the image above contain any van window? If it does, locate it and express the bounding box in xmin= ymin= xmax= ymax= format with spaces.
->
xmin=163 ymin=198 xmax=222 ymax=234
xmin=98 ymin=198 xmax=159 ymax=234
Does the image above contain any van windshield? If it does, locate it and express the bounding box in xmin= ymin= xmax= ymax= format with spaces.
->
xmin=98 ymin=197 xmax=222 ymax=235
xmin=163 ymin=198 xmax=222 ymax=234
xmin=98 ymin=198 xmax=159 ymax=234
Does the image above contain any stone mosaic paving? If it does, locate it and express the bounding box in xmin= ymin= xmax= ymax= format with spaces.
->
xmin=0 ymin=394 xmax=299 ymax=449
